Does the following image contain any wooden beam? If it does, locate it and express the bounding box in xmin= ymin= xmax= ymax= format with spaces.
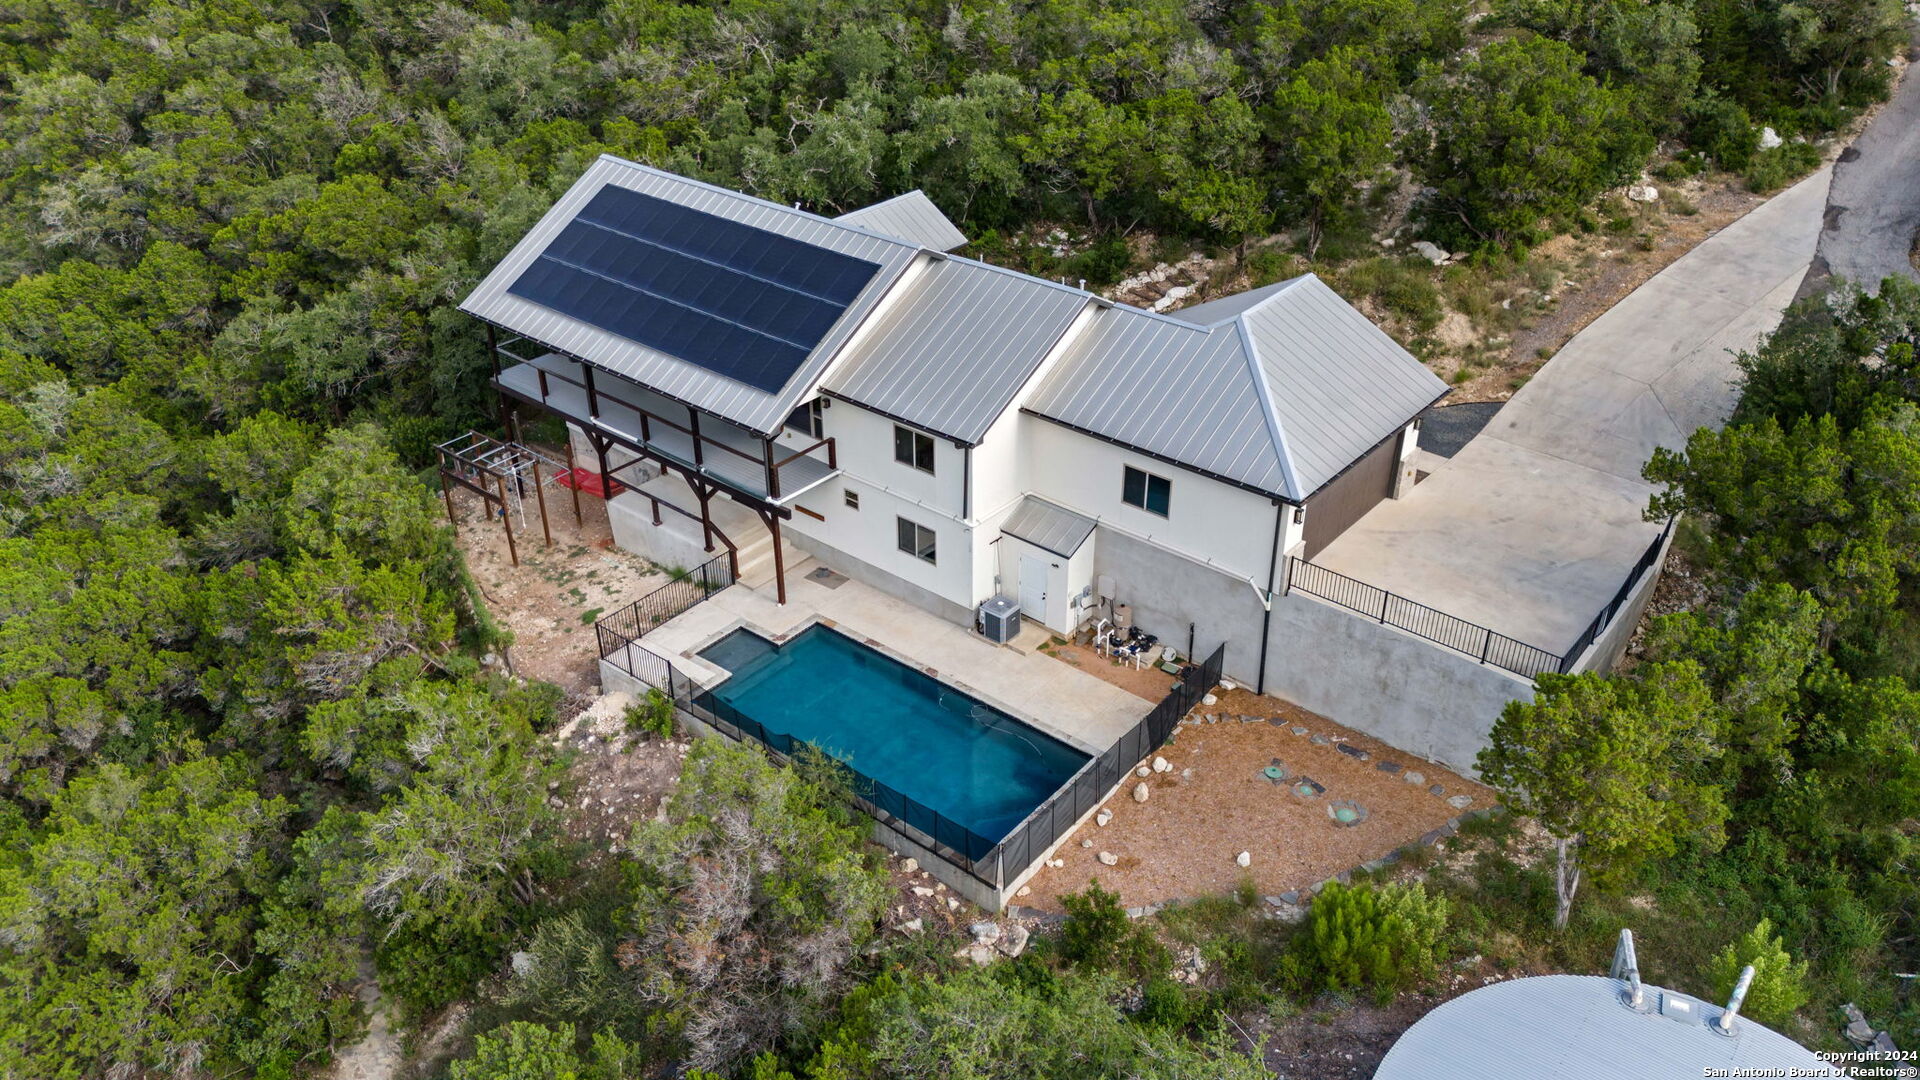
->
xmin=496 ymin=472 xmax=518 ymax=566
xmin=562 ymin=438 xmax=583 ymax=524
xmin=530 ymin=457 xmax=552 ymax=548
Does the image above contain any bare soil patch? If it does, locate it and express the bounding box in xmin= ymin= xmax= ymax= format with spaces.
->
xmin=447 ymin=460 xmax=668 ymax=697
xmin=1016 ymin=690 xmax=1492 ymax=912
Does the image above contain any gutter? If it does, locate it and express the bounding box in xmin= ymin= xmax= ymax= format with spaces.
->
xmin=1256 ymin=499 xmax=1283 ymax=694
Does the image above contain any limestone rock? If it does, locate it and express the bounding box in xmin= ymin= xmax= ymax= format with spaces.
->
xmin=946 ymin=896 xmax=961 ymax=912
xmin=1082 ymin=838 xmax=1095 ymax=848
xmin=1097 ymin=850 xmax=1119 ymax=866
xmin=1626 ymin=185 xmax=1658 ymax=203
xmin=1404 ymin=771 xmax=1426 ymax=786
xmin=1131 ymin=781 xmax=1150 ymax=803
xmin=1235 ymin=851 xmax=1251 ymax=868
xmin=1202 ymin=693 xmax=1218 ymax=706
xmin=1016 ymin=885 xmax=1032 ymax=897
xmin=510 ymin=951 xmax=535 ymax=978
xmin=1412 ymin=240 xmax=1450 ymax=264
xmin=954 ymin=943 xmax=997 ymax=966
xmin=1095 ymin=808 xmax=1113 ymax=826
xmin=899 ymin=917 xmax=923 ymax=934
xmin=970 ymin=921 xmax=1002 ymax=946
xmin=900 ymin=857 xmax=918 ymax=873
xmin=1151 ymin=756 xmax=1171 ymax=773
xmin=912 ymin=886 xmax=934 ymax=898
xmin=1447 ymin=794 xmax=1474 ymax=809
xmin=1759 ymin=126 xmax=1783 ymax=149
xmin=998 ymin=923 xmax=1031 ymax=958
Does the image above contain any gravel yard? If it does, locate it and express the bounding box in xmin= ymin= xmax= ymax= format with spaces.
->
xmin=1015 ymin=688 xmax=1493 ymax=912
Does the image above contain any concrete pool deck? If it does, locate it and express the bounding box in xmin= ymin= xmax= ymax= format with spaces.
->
xmin=623 ymin=555 xmax=1150 ymax=756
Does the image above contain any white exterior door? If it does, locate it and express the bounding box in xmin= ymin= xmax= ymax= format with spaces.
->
xmin=1019 ymin=554 xmax=1048 ymax=623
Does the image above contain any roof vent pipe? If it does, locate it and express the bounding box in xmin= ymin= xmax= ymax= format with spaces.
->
xmin=1611 ymin=929 xmax=1644 ymax=1010
xmin=1078 ymin=278 xmax=1086 ymax=290
xmin=1715 ymin=966 xmax=1756 ymax=1035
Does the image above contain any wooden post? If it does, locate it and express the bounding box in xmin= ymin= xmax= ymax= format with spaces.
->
xmin=763 ymin=436 xmax=781 ymax=499
xmin=562 ymin=438 xmax=583 ymax=525
xmin=496 ymin=472 xmax=518 ymax=566
xmin=692 ymin=479 xmax=715 ymax=552
xmin=438 ymin=468 xmax=457 ymax=531
xmin=688 ymin=409 xmax=704 ymax=468
xmin=530 ymin=457 xmax=552 ymax=548
xmin=582 ymin=363 xmax=601 ymax=419
xmin=762 ymin=510 xmax=787 ymax=605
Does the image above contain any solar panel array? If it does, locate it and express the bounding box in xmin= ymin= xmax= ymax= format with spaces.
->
xmin=507 ymin=185 xmax=882 ymax=393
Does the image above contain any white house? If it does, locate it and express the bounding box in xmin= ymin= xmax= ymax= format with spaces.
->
xmin=460 ymin=157 xmax=1541 ymax=762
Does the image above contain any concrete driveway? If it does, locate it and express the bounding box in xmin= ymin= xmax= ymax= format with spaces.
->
xmin=1808 ymin=29 xmax=1920 ymax=296
xmin=1311 ymin=169 xmax=1829 ymax=655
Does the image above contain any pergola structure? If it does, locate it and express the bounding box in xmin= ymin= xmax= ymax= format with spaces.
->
xmin=434 ymin=430 xmax=569 ymax=566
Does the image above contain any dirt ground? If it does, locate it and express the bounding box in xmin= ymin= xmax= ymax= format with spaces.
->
xmin=1017 ymin=689 xmax=1492 ymax=912
xmin=1038 ymin=638 xmax=1177 ymax=702
xmin=447 ymin=459 xmax=669 ymax=697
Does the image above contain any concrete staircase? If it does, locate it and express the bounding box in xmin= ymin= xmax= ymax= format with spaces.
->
xmin=736 ymin=530 xmax=804 ymax=592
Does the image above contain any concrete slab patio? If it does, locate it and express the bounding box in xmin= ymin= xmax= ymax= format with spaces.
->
xmin=1311 ymin=168 xmax=1829 ymax=655
xmin=622 ymin=556 xmax=1151 ymax=755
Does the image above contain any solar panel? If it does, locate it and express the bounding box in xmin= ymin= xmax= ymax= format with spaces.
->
xmin=506 ymin=185 xmax=883 ymax=393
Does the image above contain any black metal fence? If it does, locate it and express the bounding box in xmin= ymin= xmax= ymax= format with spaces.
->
xmin=604 ymin=627 xmax=1226 ymax=893
xmin=594 ymin=553 xmax=735 ymax=674
xmin=1558 ymin=517 xmax=1674 ymax=672
xmin=1286 ymin=557 xmax=1563 ymax=678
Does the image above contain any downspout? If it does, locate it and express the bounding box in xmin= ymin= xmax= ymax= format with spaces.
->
xmin=962 ymin=445 xmax=971 ymax=522
xmin=1256 ymin=499 xmax=1283 ymax=695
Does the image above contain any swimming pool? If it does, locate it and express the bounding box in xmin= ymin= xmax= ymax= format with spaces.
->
xmin=695 ymin=625 xmax=1090 ymax=848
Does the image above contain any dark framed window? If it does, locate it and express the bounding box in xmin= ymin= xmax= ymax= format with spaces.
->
xmin=1122 ymin=465 xmax=1172 ymax=517
xmin=785 ymin=398 xmax=824 ymax=438
xmin=844 ymin=489 xmax=860 ymax=510
xmin=893 ymin=424 xmax=935 ymax=474
xmin=896 ymin=516 xmax=937 ymax=564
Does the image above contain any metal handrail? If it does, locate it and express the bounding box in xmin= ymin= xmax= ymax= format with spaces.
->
xmin=1286 ymin=557 xmax=1564 ymax=679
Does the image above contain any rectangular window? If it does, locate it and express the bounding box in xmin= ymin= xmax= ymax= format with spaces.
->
xmin=896 ymin=516 xmax=937 ymax=564
xmin=785 ymin=398 xmax=824 ymax=438
xmin=844 ymin=489 xmax=860 ymax=510
xmin=893 ymin=424 xmax=935 ymax=474
xmin=1122 ymin=465 xmax=1172 ymax=517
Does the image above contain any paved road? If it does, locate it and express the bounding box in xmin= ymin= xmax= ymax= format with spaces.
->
xmin=1311 ymin=169 xmax=1829 ymax=655
xmin=1809 ymin=28 xmax=1920 ymax=295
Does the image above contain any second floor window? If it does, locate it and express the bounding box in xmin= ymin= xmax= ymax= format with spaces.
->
xmin=894 ymin=424 xmax=935 ymax=474
xmin=785 ymin=398 xmax=824 ymax=439
xmin=1122 ymin=465 xmax=1172 ymax=517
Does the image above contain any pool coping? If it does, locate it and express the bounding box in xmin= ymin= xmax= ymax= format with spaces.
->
xmin=663 ymin=612 xmax=1109 ymax=758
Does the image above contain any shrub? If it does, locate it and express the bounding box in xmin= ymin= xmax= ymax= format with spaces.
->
xmin=624 ymin=687 xmax=675 ymax=739
xmin=1294 ymin=881 xmax=1450 ymax=1002
xmin=1685 ymin=95 xmax=1759 ymax=171
xmin=1059 ymin=879 xmax=1131 ymax=968
xmin=1743 ymin=143 xmax=1821 ymax=195
xmin=1067 ymin=235 xmax=1133 ymax=287
xmin=1339 ymin=257 xmax=1443 ymax=333
xmin=1707 ymin=919 xmax=1810 ymax=1028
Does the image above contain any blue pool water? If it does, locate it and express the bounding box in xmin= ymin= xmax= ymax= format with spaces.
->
xmin=696 ymin=625 xmax=1089 ymax=843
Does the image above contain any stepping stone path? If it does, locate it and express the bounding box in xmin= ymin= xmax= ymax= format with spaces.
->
xmin=1291 ymin=725 xmax=1309 ymax=736
xmin=1310 ymin=734 xmax=1329 ymax=745
xmin=1267 ymin=717 xmax=1288 ymax=727
xmin=1375 ymin=760 xmax=1403 ymax=774
xmin=1336 ymin=743 xmax=1371 ymax=761
xmin=1293 ymin=777 xmax=1326 ymax=798
xmin=1447 ymin=794 xmax=1474 ymax=809
xmin=1429 ymin=784 xmax=1446 ymax=796
xmin=1260 ymin=762 xmax=1290 ymax=783
xmin=1404 ymin=771 xmax=1426 ymax=786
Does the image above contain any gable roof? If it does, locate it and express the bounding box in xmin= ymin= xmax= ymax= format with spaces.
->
xmin=459 ymin=155 xmax=922 ymax=436
xmin=821 ymin=257 xmax=1090 ymax=444
xmin=835 ymin=191 xmax=968 ymax=252
xmin=1026 ymin=275 xmax=1447 ymax=502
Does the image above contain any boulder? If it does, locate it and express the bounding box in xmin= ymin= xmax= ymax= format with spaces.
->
xmin=1412 ymin=240 xmax=1450 ymax=265
xmin=900 ymin=857 xmax=918 ymax=873
xmin=1097 ymin=851 xmax=1119 ymax=866
xmin=1151 ymin=756 xmax=1171 ymax=773
xmin=912 ymin=886 xmax=934 ymax=898
xmin=998 ymin=923 xmax=1031 ymax=958
xmin=510 ymin=950 xmax=535 ymax=978
xmin=1131 ymin=782 xmax=1150 ymax=803
xmin=1759 ymin=126 xmax=1783 ymax=150
xmin=898 ymin=917 xmax=923 ymax=935
xmin=1202 ymin=693 xmax=1218 ymax=706
xmin=1404 ymin=771 xmax=1427 ymax=786
xmin=1082 ymin=838 xmax=1094 ymax=848
xmin=1016 ymin=885 xmax=1031 ymax=897
xmin=970 ymin=921 xmax=1003 ymax=946
xmin=946 ymin=896 xmax=961 ymax=912
xmin=1095 ymin=808 xmax=1113 ymax=826
xmin=1235 ymin=851 xmax=1251 ymax=868
xmin=1136 ymin=765 xmax=1151 ymax=778
xmin=1626 ymin=185 xmax=1658 ymax=203
xmin=954 ymin=944 xmax=997 ymax=966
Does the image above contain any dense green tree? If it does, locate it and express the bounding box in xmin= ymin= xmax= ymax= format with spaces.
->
xmin=1479 ymin=664 xmax=1728 ymax=927
xmin=1266 ymin=48 xmax=1394 ymax=256
xmin=1411 ymin=35 xmax=1650 ymax=248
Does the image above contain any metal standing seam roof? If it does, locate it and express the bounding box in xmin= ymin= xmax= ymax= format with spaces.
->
xmin=1374 ymin=975 xmax=1830 ymax=1079
xmin=459 ymin=155 xmax=924 ymax=436
xmin=1000 ymin=495 xmax=1098 ymax=557
xmin=1025 ymin=275 xmax=1446 ymax=502
xmin=834 ymin=190 xmax=969 ymax=252
xmin=821 ymin=257 xmax=1093 ymax=444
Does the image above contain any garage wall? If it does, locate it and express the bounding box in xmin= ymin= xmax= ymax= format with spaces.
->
xmin=1302 ymin=428 xmax=1401 ymax=559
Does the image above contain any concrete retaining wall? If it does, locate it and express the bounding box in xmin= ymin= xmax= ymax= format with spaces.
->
xmin=1568 ymin=527 xmax=1675 ymax=675
xmin=787 ymin=528 xmax=975 ymax=626
xmin=607 ymin=492 xmax=716 ymax=572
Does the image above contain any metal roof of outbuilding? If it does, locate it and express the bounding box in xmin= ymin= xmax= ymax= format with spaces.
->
xmin=822 ymin=258 xmax=1091 ymax=444
xmin=460 ymin=155 xmax=922 ymax=436
xmin=834 ymin=190 xmax=968 ymax=252
xmin=1027 ymin=275 xmax=1446 ymax=502
xmin=1001 ymin=495 xmax=1098 ymax=557
xmin=1374 ymin=975 xmax=1830 ymax=1080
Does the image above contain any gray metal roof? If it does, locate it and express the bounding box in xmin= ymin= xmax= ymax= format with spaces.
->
xmin=1375 ymin=975 xmax=1829 ymax=1080
xmin=822 ymin=258 xmax=1090 ymax=444
xmin=1026 ymin=274 xmax=1445 ymax=502
xmin=835 ymin=191 xmax=968 ymax=252
xmin=460 ymin=155 xmax=923 ymax=436
xmin=1001 ymin=495 xmax=1097 ymax=557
